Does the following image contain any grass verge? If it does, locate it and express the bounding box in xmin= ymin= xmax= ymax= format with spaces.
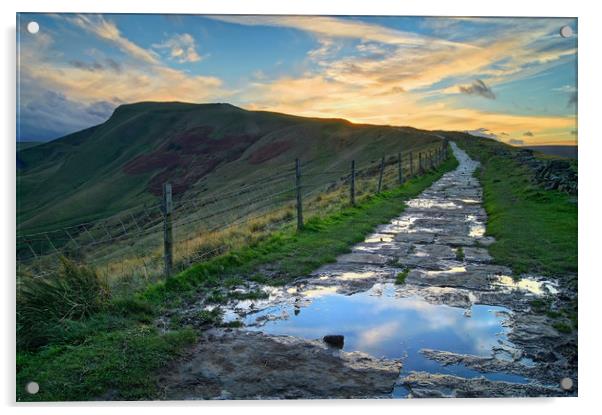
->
xmin=451 ymin=136 xmax=577 ymax=277
xmin=450 ymin=134 xmax=577 ymax=334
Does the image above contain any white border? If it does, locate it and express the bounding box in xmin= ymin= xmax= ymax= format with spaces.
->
xmin=2 ymin=1 xmax=600 ymax=414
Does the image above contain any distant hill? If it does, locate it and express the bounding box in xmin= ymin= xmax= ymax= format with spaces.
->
xmin=522 ymin=145 xmax=577 ymax=159
xmin=17 ymin=102 xmax=441 ymax=233
xmin=17 ymin=141 xmax=42 ymax=151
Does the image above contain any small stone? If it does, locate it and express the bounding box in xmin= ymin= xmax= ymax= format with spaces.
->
xmin=323 ymin=335 xmax=344 ymax=349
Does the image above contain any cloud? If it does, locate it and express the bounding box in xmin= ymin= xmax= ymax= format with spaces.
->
xmin=210 ymin=15 xmax=476 ymax=50
xmin=523 ymin=131 xmax=534 ymax=137
xmin=67 ymin=14 xmax=159 ymax=64
xmin=18 ymin=15 xmax=227 ymax=140
xmin=466 ymin=128 xmax=500 ymax=140
xmin=152 ymin=33 xmax=202 ymax=63
xmin=553 ymin=84 xmax=577 ymax=93
xmin=69 ymin=58 xmax=122 ymax=73
xmin=509 ymin=139 xmax=525 ymax=145
xmin=568 ymin=92 xmax=577 ymax=106
xmin=18 ymin=89 xmax=119 ymax=140
xmin=458 ymin=79 xmax=496 ymax=99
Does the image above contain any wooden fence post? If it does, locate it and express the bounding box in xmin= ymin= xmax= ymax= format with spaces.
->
xmin=409 ymin=152 xmax=414 ymax=177
xmin=163 ymin=182 xmax=173 ymax=278
xmin=397 ymin=152 xmax=403 ymax=185
xmin=418 ymin=153 xmax=423 ymax=174
xmin=377 ymin=156 xmax=385 ymax=193
xmin=295 ymin=158 xmax=304 ymax=231
xmin=350 ymin=160 xmax=356 ymax=206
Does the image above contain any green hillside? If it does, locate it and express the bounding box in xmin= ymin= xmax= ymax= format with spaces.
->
xmin=16 ymin=141 xmax=42 ymax=151
xmin=17 ymin=102 xmax=440 ymax=233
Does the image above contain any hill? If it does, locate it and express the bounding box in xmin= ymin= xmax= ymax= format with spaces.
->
xmin=522 ymin=145 xmax=577 ymax=159
xmin=17 ymin=141 xmax=42 ymax=151
xmin=17 ymin=102 xmax=441 ymax=234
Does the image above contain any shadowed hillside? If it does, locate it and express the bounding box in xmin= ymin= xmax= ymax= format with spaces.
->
xmin=17 ymin=102 xmax=440 ymax=233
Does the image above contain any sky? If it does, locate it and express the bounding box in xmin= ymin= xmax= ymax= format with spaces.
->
xmin=17 ymin=14 xmax=577 ymax=145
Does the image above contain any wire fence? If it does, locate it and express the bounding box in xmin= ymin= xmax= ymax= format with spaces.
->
xmin=16 ymin=140 xmax=449 ymax=290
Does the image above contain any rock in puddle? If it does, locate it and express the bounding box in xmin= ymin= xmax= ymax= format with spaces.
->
xmin=323 ymin=334 xmax=345 ymax=349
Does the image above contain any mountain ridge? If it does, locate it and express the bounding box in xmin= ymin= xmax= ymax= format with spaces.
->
xmin=17 ymin=101 xmax=441 ymax=233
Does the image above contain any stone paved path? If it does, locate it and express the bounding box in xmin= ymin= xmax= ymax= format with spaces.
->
xmin=167 ymin=142 xmax=576 ymax=399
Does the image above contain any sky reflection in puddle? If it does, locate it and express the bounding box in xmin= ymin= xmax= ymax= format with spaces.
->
xmin=494 ymin=275 xmax=558 ymax=296
xmin=242 ymin=283 xmax=529 ymax=392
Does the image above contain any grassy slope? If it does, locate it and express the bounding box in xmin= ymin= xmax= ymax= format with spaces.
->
xmin=449 ymin=133 xmax=577 ymax=278
xmin=16 ymin=141 xmax=42 ymax=151
xmin=17 ymin=151 xmax=458 ymax=402
xmin=17 ymin=102 xmax=440 ymax=233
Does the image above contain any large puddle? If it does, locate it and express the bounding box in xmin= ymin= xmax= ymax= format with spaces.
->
xmin=238 ymin=283 xmax=529 ymax=396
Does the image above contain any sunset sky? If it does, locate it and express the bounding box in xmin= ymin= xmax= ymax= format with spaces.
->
xmin=17 ymin=14 xmax=577 ymax=145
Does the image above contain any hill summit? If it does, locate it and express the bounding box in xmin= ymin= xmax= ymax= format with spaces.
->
xmin=17 ymin=102 xmax=440 ymax=232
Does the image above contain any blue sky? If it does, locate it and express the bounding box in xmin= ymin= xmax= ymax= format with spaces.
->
xmin=17 ymin=14 xmax=577 ymax=145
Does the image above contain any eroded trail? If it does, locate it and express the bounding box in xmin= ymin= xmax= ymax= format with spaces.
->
xmin=161 ymin=143 xmax=576 ymax=399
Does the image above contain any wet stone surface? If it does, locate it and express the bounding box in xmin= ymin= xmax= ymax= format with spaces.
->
xmin=165 ymin=142 xmax=577 ymax=399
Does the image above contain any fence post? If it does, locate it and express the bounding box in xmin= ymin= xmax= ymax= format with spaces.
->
xmin=397 ymin=152 xmax=403 ymax=185
xmin=295 ymin=158 xmax=304 ymax=231
xmin=377 ymin=156 xmax=385 ymax=193
xmin=418 ymin=153 xmax=423 ymax=174
xmin=350 ymin=160 xmax=356 ymax=206
xmin=163 ymin=182 xmax=173 ymax=278
xmin=409 ymin=152 xmax=414 ymax=177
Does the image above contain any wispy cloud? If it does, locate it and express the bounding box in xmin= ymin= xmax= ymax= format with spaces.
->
xmin=67 ymin=14 xmax=159 ymax=64
xmin=68 ymin=57 xmax=122 ymax=73
xmin=210 ymin=15 xmax=476 ymax=49
xmin=152 ymin=33 xmax=202 ymax=63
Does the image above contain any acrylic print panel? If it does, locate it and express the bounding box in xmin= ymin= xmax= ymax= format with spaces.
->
xmin=16 ymin=13 xmax=577 ymax=401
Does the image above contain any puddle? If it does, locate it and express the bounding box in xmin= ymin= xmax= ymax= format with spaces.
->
xmin=494 ymin=275 xmax=558 ymax=296
xmin=425 ymin=266 xmax=467 ymax=276
xmin=365 ymin=234 xmax=394 ymax=243
xmin=406 ymin=199 xmax=459 ymax=209
xmin=240 ymin=283 xmax=530 ymax=396
xmin=336 ymin=271 xmax=378 ymax=280
xmin=300 ymin=285 xmax=339 ymax=298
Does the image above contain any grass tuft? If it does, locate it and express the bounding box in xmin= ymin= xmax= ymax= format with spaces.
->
xmin=17 ymin=258 xmax=110 ymax=350
xmin=395 ymin=269 xmax=409 ymax=285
